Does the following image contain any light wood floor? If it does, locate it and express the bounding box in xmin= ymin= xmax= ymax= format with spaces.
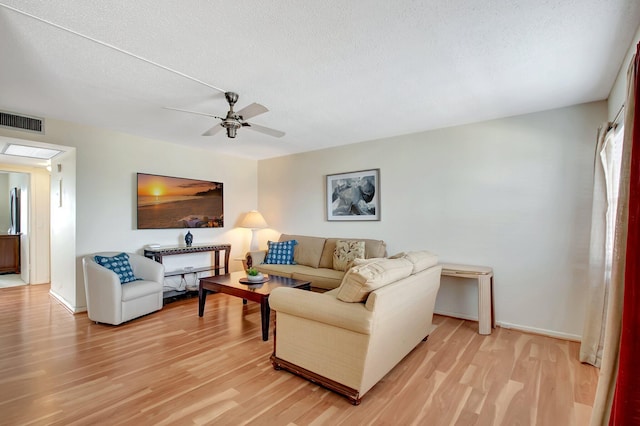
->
xmin=0 ymin=285 xmax=598 ymax=425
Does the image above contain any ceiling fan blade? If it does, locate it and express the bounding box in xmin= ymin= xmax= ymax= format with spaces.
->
xmin=164 ymin=106 xmax=220 ymax=118
xmin=237 ymin=103 xmax=268 ymax=120
xmin=202 ymin=124 xmax=224 ymax=136
xmin=245 ymin=122 xmax=285 ymax=138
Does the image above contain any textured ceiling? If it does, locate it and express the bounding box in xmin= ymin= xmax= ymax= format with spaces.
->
xmin=0 ymin=1 xmax=639 ymax=160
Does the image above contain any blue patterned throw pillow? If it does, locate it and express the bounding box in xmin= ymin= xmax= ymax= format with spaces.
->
xmin=264 ymin=240 xmax=298 ymax=265
xmin=94 ymin=252 xmax=138 ymax=284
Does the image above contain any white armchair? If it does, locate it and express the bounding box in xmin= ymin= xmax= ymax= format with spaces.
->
xmin=82 ymin=252 xmax=164 ymax=325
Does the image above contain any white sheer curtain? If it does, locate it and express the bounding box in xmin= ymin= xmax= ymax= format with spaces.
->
xmin=580 ymin=121 xmax=624 ymax=367
xmin=588 ymin=47 xmax=638 ymax=426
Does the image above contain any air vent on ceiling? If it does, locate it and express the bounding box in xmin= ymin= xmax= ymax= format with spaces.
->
xmin=0 ymin=110 xmax=44 ymax=134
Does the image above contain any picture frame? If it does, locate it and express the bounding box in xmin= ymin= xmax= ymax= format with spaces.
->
xmin=136 ymin=173 xmax=224 ymax=229
xmin=326 ymin=169 xmax=380 ymax=221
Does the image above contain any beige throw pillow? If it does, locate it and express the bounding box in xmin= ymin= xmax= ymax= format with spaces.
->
xmin=333 ymin=240 xmax=365 ymax=271
xmin=279 ymin=234 xmax=326 ymax=268
xmin=402 ymin=250 xmax=439 ymax=274
xmin=336 ymin=257 xmax=413 ymax=303
xmin=388 ymin=252 xmax=406 ymax=259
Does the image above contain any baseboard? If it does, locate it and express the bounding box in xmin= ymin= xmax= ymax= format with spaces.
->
xmin=434 ymin=309 xmax=478 ymax=322
xmin=434 ymin=309 xmax=581 ymax=342
xmin=497 ymin=321 xmax=581 ymax=342
xmin=49 ymin=289 xmax=87 ymax=314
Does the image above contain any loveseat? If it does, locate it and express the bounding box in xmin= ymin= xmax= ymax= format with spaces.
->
xmin=244 ymin=234 xmax=387 ymax=290
xmin=269 ymin=252 xmax=442 ymax=404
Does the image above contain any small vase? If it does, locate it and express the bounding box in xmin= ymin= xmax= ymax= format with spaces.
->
xmin=185 ymin=231 xmax=193 ymax=247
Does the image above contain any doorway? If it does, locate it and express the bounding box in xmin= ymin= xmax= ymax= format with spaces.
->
xmin=0 ymin=135 xmax=68 ymax=289
xmin=0 ymin=170 xmax=29 ymax=287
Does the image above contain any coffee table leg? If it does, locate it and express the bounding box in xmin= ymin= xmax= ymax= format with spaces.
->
xmin=261 ymin=300 xmax=270 ymax=341
xmin=198 ymin=286 xmax=206 ymax=317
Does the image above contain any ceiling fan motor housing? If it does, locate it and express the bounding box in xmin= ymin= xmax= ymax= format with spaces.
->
xmin=224 ymin=121 xmax=240 ymax=138
xmin=221 ymin=108 xmax=242 ymax=138
xmin=222 ymin=92 xmax=241 ymax=137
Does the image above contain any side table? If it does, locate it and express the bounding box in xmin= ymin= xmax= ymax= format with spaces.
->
xmin=440 ymin=263 xmax=495 ymax=335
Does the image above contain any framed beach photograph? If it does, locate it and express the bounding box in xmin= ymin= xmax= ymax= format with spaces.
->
xmin=136 ymin=173 xmax=224 ymax=229
xmin=326 ymin=169 xmax=380 ymax=221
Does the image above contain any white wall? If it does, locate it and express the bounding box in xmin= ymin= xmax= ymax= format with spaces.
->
xmin=0 ymin=100 xmax=607 ymax=335
xmin=258 ymin=101 xmax=606 ymax=339
xmin=8 ymin=172 xmax=31 ymax=283
xmin=29 ymin=169 xmax=50 ymax=285
xmin=0 ymin=174 xmax=9 ymax=231
xmin=50 ymin=149 xmax=77 ymax=308
xmin=0 ymin=119 xmax=258 ymax=311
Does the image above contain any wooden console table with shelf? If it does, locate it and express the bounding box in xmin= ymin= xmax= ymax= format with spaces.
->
xmin=144 ymin=244 xmax=231 ymax=299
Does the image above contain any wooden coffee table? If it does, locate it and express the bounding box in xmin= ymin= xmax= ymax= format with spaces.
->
xmin=198 ymin=271 xmax=311 ymax=341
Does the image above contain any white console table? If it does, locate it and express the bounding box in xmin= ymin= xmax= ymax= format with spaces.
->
xmin=440 ymin=263 xmax=495 ymax=335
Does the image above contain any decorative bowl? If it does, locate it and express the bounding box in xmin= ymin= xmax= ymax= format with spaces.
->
xmin=247 ymin=273 xmax=264 ymax=282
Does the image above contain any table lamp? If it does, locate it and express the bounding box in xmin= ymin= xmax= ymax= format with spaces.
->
xmin=240 ymin=210 xmax=268 ymax=251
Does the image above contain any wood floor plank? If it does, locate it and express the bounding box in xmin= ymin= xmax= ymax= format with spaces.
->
xmin=0 ymin=285 xmax=598 ymax=425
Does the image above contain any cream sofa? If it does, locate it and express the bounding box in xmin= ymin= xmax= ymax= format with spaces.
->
xmin=245 ymin=234 xmax=387 ymax=290
xmin=269 ymin=252 xmax=442 ymax=404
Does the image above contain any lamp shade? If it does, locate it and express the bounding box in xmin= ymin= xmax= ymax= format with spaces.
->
xmin=240 ymin=210 xmax=268 ymax=229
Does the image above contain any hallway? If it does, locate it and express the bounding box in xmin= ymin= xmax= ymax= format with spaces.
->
xmin=0 ymin=273 xmax=26 ymax=288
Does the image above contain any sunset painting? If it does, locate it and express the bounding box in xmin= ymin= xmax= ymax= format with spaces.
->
xmin=137 ymin=173 xmax=223 ymax=229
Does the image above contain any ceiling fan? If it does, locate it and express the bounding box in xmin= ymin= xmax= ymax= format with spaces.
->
xmin=165 ymin=92 xmax=285 ymax=139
